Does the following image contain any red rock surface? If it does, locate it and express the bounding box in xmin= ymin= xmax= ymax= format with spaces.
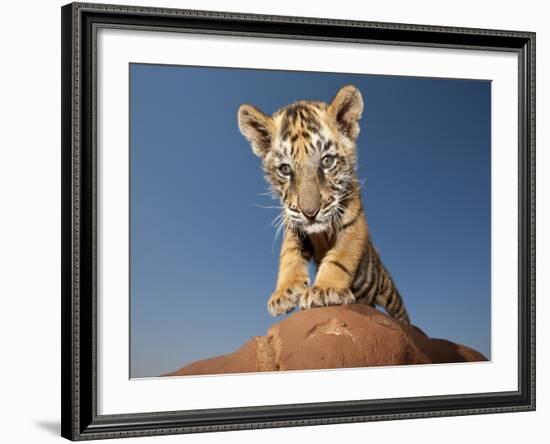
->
xmin=163 ymin=305 xmax=487 ymax=377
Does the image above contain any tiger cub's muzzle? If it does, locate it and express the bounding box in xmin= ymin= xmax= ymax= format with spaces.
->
xmin=297 ymin=177 xmax=321 ymax=222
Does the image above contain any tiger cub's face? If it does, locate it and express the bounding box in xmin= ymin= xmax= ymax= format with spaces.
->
xmin=238 ymin=85 xmax=364 ymax=234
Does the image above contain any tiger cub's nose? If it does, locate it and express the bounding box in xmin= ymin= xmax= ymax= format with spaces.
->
xmin=300 ymin=205 xmax=320 ymax=220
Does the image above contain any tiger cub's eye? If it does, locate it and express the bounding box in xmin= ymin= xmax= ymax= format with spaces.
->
xmin=278 ymin=164 xmax=292 ymax=177
xmin=321 ymin=155 xmax=336 ymax=169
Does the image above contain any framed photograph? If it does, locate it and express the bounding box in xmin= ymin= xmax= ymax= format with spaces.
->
xmin=61 ymin=2 xmax=536 ymax=440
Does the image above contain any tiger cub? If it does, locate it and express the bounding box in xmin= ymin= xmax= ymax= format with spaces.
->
xmin=238 ymin=85 xmax=410 ymax=324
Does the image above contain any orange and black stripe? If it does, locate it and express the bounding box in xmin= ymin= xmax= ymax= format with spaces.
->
xmin=351 ymin=238 xmax=410 ymax=323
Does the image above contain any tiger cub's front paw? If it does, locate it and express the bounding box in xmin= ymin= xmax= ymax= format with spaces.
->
xmin=268 ymin=280 xmax=309 ymax=316
xmin=299 ymin=286 xmax=356 ymax=310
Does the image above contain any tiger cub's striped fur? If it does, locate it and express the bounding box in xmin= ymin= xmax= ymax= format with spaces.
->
xmin=238 ymin=85 xmax=410 ymax=324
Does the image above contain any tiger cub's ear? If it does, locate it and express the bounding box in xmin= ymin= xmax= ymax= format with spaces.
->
xmin=238 ymin=104 xmax=275 ymax=158
xmin=328 ymin=85 xmax=364 ymax=141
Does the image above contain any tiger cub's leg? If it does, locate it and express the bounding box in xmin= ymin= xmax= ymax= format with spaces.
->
xmin=370 ymin=249 xmax=410 ymax=323
xmin=300 ymin=199 xmax=366 ymax=310
xmin=375 ymin=288 xmax=410 ymax=324
xmin=353 ymin=240 xmax=410 ymax=323
xmin=267 ymin=229 xmax=310 ymax=316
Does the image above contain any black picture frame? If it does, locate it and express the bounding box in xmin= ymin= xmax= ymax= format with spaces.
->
xmin=61 ymin=2 xmax=536 ymax=440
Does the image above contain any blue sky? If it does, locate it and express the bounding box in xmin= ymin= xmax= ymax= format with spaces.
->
xmin=130 ymin=63 xmax=491 ymax=378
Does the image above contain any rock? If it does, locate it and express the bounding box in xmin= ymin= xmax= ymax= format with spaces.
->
xmin=163 ymin=304 xmax=487 ymax=377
